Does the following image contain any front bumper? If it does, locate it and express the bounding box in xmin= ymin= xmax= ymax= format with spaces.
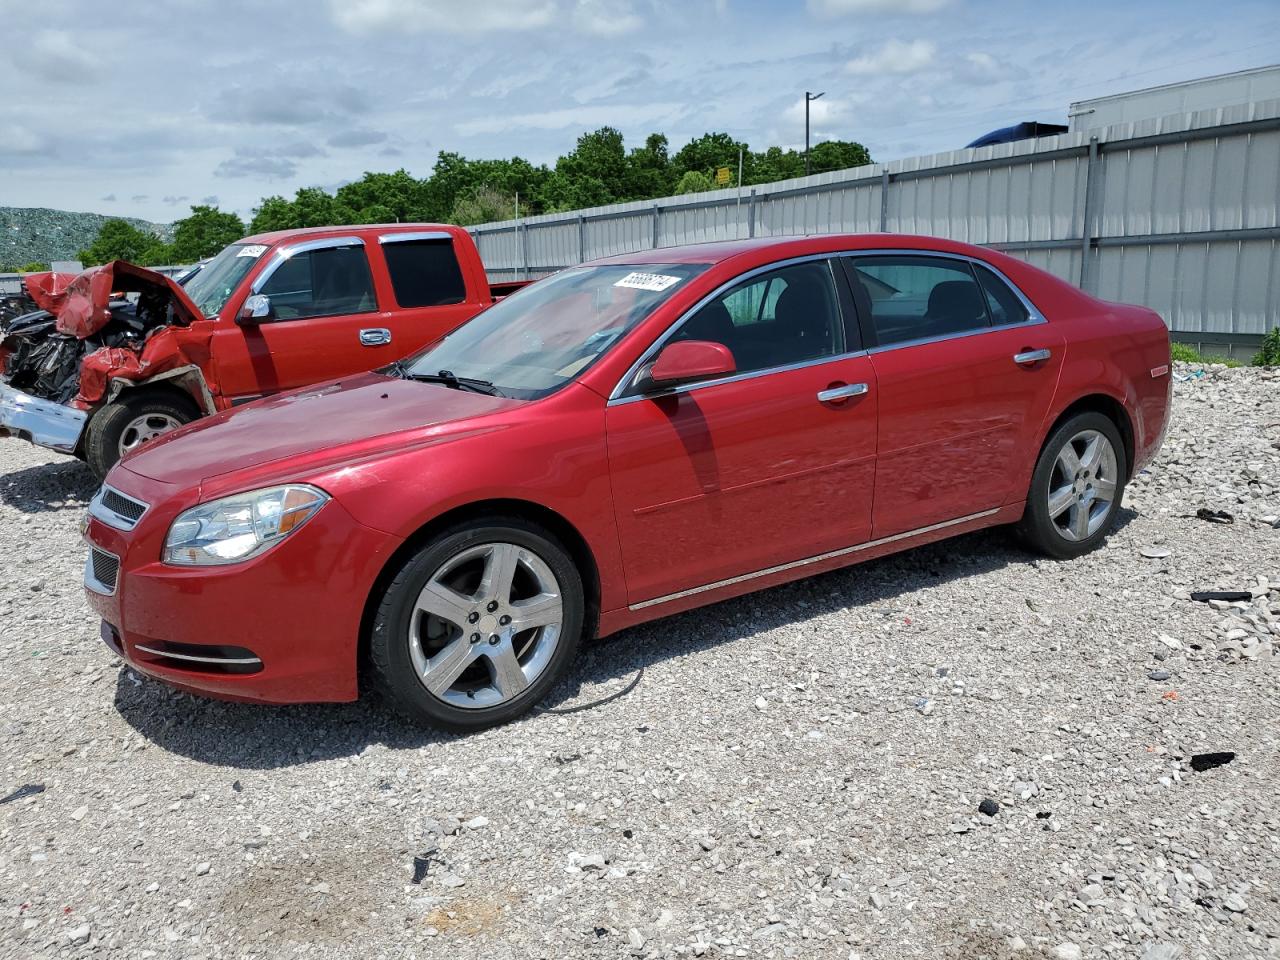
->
xmin=82 ymin=469 xmax=398 ymax=704
xmin=0 ymin=381 xmax=88 ymax=453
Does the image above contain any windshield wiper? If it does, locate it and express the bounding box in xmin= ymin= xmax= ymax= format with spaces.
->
xmin=398 ymin=367 xmax=505 ymax=397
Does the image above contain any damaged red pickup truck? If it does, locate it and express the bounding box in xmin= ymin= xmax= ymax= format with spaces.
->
xmin=0 ymin=224 xmax=521 ymax=478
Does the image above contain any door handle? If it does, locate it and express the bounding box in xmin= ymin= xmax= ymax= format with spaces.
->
xmin=817 ymin=383 xmax=869 ymax=403
xmin=359 ymin=328 xmax=392 ymax=347
xmin=1013 ymin=348 xmax=1051 ymax=365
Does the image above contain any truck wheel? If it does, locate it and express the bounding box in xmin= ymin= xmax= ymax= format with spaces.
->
xmin=85 ymin=392 xmax=199 ymax=480
xmin=369 ymin=517 xmax=584 ymax=732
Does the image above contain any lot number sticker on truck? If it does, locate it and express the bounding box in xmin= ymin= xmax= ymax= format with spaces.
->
xmin=237 ymin=244 xmax=268 ymax=258
xmin=615 ymin=272 xmax=682 ymax=292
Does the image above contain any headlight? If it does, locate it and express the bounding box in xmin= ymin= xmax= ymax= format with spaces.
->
xmin=163 ymin=484 xmax=329 ymax=566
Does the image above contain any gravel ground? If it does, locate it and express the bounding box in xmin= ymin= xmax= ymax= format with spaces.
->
xmin=1 ymin=364 xmax=1278 ymax=960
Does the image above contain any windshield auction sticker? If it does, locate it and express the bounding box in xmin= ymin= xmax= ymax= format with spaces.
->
xmin=237 ymin=244 xmax=268 ymax=258
xmin=614 ymin=271 xmax=682 ymax=292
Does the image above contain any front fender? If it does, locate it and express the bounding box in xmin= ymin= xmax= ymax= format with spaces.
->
xmin=307 ymin=385 xmax=629 ymax=618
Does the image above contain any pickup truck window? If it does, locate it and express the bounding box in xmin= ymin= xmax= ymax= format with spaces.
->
xmin=259 ymin=246 xmax=377 ymax=320
xmin=183 ymin=243 xmax=266 ymax=317
xmin=383 ymin=238 xmax=467 ymax=307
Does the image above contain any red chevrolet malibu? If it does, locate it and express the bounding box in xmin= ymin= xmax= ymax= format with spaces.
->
xmin=82 ymin=234 xmax=1171 ymax=731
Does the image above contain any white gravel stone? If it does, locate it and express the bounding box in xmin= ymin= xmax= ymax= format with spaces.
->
xmin=0 ymin=364 xmax=1277 ymax=957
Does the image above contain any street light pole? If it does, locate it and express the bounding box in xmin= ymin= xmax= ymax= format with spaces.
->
xmin=805 ymin=91 xmax=825 ymax=176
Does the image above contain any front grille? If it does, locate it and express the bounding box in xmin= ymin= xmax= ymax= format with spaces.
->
xmin=101 ymin=487 xmax=147 ymax=524
xmin=88 ymin=548 xmax=119 ymax=594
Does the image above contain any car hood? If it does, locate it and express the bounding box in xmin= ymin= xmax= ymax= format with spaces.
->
xmin=121 ymin=372 xmax=520 ymax=487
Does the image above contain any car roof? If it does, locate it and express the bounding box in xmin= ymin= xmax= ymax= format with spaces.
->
xmin=239 ymin=223 xmax=463 ymax=245
xmin=591 ymin=233 xmax=995 ymax=268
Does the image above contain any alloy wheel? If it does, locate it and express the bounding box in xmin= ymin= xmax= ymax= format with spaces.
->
xmin=1047 ymin=428 xmax=1118 ymax=542
xmin=409 ymin=542 xmax=564 ymax=709
xmin=118 ymin=413 xmax=182 ymax=456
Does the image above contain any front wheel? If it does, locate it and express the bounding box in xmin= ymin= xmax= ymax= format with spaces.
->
xmin=369 ymin=518 xmax=584 ymax=732
xmin=1018 ymin=411 xmax=1127 ymax=559
xmin=84 ymin=391 xmax=199 ymax=480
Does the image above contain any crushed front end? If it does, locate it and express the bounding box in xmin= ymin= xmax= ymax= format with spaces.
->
xmin=0 ymin=262 xmax=202 ymax=455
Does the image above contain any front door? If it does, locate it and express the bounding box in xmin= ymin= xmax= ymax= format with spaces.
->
xmin=606 ymin=258 xmax=878 ymax=606
xmin=845 ymin=253 xmax=1065 ymax=539
xmin=212 ymin=238 xmax=398 ymax=401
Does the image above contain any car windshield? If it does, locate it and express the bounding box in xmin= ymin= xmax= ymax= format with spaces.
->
xmin=182 ymin=242 xmax=270 ymax=317
xmin=400 ymin=263 xmax=709 ymax=399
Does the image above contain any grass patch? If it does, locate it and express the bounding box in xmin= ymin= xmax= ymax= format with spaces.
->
xmin=1170 ymin=342 xmax=1244 ymax=368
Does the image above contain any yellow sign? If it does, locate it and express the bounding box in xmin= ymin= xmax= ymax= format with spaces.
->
xmin=715 ymin=166 xmax=732 ymax=185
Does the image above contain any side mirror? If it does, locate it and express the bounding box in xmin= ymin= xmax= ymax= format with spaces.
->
xmin=641 ymin=340 xmax=737 ymax=391
xmin=236 ymin=294 xmax=274 ymax=324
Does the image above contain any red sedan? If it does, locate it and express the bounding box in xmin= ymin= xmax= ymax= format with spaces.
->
xmin=82 ymin=234 xmax=1171 ymax=731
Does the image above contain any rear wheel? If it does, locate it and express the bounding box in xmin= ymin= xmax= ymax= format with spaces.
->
xmin=369 ymin=518 xmax=584 ymax=732
xmin=1018 ymin=411 xmax=1127 ymax=559
xmin=85 ymin=391 xmax=199 ymax=480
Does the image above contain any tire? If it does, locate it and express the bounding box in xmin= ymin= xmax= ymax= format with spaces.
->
xmin=369 ymin=517 xmax=584 ymax=732
xmin=85 ymin=391 xmax=199 ymax=480
xmin=1018 ymin=411 xmax=1128 ymax=560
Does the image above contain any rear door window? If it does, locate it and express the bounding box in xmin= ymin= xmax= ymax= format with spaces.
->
xmin=847 ymin=255 xmax=990 ymax=347
xmin=258 ymin=245 xmax=377 ymax=320
xmin=382 ymin=238 xmax=468 ymax=308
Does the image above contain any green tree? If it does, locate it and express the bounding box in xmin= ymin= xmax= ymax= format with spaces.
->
xmin=626 ymin=133 xmax=674 ymax=198
xmin=77 ymin=219 xmax=163 ymax=266
xmin=249 ymin=195 xmax=298 ymax=233
xmin=672 ymin=132 xmax=749 ymax=182
xmin=451 ymin=185 xmax=520 ymax=225
xmin=170 ymin=205 xmax=246 ymax=262
xmin=541 ymin=127 xmax=632 ymax=210
xmin=675 ymin=170 xmax=714 ymax=194
xmin=291 ymin=187 xmax=344 ymax=227
xmin=808 ymin=139 xmax=872 ymax=174
xmin=232 ymin=126 xmax=874 ymax=234
xmin=1254 ymin=327 xmax=1280 ymax=367
xmin=335 ymin=169 xmax=430 ymax=223
xmin=750 ymin=145 xmax=804 ymax=184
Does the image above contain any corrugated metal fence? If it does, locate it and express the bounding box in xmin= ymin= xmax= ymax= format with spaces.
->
xmin=470 ymin=98 xmax=1280 ymax=357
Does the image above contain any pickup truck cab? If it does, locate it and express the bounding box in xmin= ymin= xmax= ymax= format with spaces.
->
xmin=0 ymin=223 xmax=520 ymax=478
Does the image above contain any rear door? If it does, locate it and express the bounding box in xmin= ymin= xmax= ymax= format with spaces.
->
xmin=605 ymin=258 xmax=878 ymax=606
xmin=843 ymin=253 xmax=1064 ymax=539
xmin=373 ymin=231 xmax=490 ymax=356
xmin=212 ymin=236 xmax=396 ymax=400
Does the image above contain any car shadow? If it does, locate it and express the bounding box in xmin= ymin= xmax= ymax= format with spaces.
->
xmin=0 ymin=457 xmax=96 ymax=513
xmin=110 ymin=507 xmax=1138 ymax=770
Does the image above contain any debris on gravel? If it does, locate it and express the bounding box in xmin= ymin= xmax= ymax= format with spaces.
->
xmin=1 ymin=361 xmax=1278 ymax=958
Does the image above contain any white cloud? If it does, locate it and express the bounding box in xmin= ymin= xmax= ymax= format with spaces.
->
xmin=13 ymin=30 xmax=97 ymax=83
xmin=846 ymin=38 xmax=936 ymax=75
xmin=329 ymin=0 xmax=558 ymax=33
xmin=572 ymin=0 xmax=643 ymax=36
xmin=456 ymin=102 xmax=685 ymax=136
xmin=808 ymin=0 xmax=949 ymax=16
xmin=0 ymin=124 xmax=50 ymax=156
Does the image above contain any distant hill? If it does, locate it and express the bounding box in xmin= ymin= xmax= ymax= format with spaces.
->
xmin=1 ymin=207 xmax=172 ymax=270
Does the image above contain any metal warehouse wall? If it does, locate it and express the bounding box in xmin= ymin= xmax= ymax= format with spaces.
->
xmin=470 ymin=99 xmax=1280 ymax=353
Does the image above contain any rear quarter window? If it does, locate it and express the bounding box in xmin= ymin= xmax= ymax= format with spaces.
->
xmin=382 ymin=238 xmax=467 ymax=308
xmin=973 ymin=263 xmax=1031 ymax=325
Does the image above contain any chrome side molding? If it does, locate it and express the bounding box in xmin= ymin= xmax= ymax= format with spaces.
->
xmin=629 ymin=507 xmax=1001 ymax=611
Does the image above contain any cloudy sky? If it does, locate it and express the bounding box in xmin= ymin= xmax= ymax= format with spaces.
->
xmin=1 ymin=0 xmax=1277 ymax=224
